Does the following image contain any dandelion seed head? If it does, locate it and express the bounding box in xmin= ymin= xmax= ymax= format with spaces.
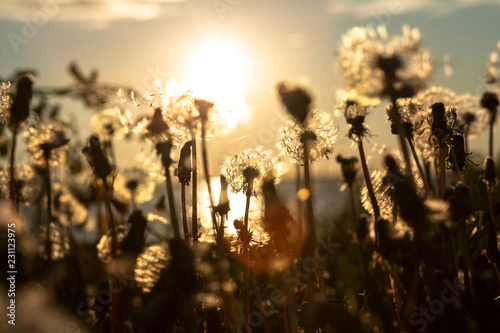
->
xmin=454 ymin=93 xmax=487 ymax=138
xmin=135 ymin=243 xmax=170 ymax=293
xmin=114 ymin=167 xmax=156 ymax=205
xmin=278 ymin=109 xmax=338 ymax=164
xmin=338 ymin=25 xmax=432 ymax=103
xmin=24 ymin=122 xmax=71 ymax=169
xmin=228 ymin=218 xmax=271 ymax=254
xmin=221 ymin=147 xmax=274 ymax=197
xmin=0 ymin=164 xmax=41 ymax=205
xmin=38 ymin=223 xmax=69 ymax=261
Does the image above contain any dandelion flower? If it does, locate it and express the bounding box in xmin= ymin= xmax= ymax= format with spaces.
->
xmin=336 ymin=93 xmax=373 ymax=142
xmin=0 ymin=164 xmax=41 ymax=205
xmin=278 ymin=109 xmax=338 ymax=164
xmin=114 ymin=167 xmax=156 ymax=205
xmin=221 ymin=147 xmax=274 ymax=197
xmin=24 ymin=122 xmax=71 ymax=169
xmin=228 ymin=218 xmax=271 ymax=255
xmin=338 ymin=25 xmax=432 ymax=103
xmin=135 ymin=243 xmax=170 ymax=293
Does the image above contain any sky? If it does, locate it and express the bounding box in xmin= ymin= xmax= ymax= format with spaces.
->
xmin=1 ymin=0 xmax=499 ymax=177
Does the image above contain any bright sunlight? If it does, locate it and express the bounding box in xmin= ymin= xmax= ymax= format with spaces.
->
xmin=185 ymin=37 xmax=251 ymax=129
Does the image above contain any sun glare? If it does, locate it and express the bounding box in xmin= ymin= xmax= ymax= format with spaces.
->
xmin=185 ymin=37 xmax=251 ymax=129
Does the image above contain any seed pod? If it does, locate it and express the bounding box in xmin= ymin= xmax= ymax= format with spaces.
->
xmin=177 ymin=141 xmax=192 ymax=186
xmin=336 ymin=154 xmax=359 ymax=188
xmin=276 ymin=82 xmax=311 ymax=125
xmin=9 ymin=73 xmax=34 ymax=133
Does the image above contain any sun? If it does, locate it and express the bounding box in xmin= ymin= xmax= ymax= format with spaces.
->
xmin=185 ymin=37 xmax=251 ymax=128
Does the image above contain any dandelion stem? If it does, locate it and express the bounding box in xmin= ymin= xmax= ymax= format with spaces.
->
xmin=243 ymin=187 xmax=251 ymax=329
xmin=200 ymin=123 xmax=219 ymax=238
xmin=390 ymin=97 xmax=416 ymax=190
xmin=102 ymin=187 xmax=118 ymax=257
xmin=489 ymin=121 xmax=494 ymax=158
xmin=438 ymin=146 xmax=446 ymax=197
xmin=464 ymin=130 xmax=470 ymax=186
xmin=181 ymin=183 xmax=189 ymax=244
xmin=358 ymin=140 xmax=380 ymax=219
xmin=249 ymin=264 xmax=271 ymax=333
xmin=303 ymin=142 xmax=326 ymax=296
xmin=191 ymin=133 xmax=198 ymax=245
xmin=450 ymin=149 xmax=463 ymax=182
xmin=407 ymin=138 xmax=433 ymax=195
xmin=9 ymin=132 xmax=18 ymax=212
xmin=348 ymin=185 xmax=358 ymax=230
xmin=44 ymin=156 xmax=52 ymax=264
xmin=296 ymin=165 xmax=303 ymax=228
xmin=164 ymin=167 xmax=181 ymax=239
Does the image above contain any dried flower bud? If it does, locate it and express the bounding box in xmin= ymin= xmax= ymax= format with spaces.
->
xmin=82 ymin=135 xmax=114 ymax=185
xmin=336 ymin=155 xmax=359 ymax=188
xmin=384 ymin=155 xmax=427 ymax=230
xmin=156 ymin=141 xmax=173 ymax=170
xmin=443 ymin=182 xmax=472 ymax=220
xmin=481 ymin=91 xmax=499 ymax=126
xmin=276 ymin=82 xmax=311 ymax=124
xmin=215 ymin=175 xmax=230 ymax=220
xmin=146 ymin=108 xmax=169 ymax=135
xmin=447 ymin=134 xmax=466 ymax=175
xmin=194 ymin=98 xmax=214 ymax=124
xmin=9 ymin=73 xmax=34 ymax=132
xmin=177 ymin=141 xmax=192 ymax=186
xmin=483 ymin=157 xmax=498 ymax=190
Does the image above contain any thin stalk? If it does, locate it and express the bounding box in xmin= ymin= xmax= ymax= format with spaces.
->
xmin=200 ymin=124 xmax=219 ymax=237
xmin=164 ymin=168 xmax=181 ymax=239
xmin=243 ymin=188 xmax=252 ymax=330
xmin=489 ymin=120 xmax=494 ymax=158
xmin=9 ymin=132 xmax=18 ymax=212
xmin=296 ymin=165 xmax=303 ymax=228
xmin=44 ymin=157 xmax=52 ymax=264
xmin=450 ymin=149 xmax=463 ymax=182
xmin=358 ymin=140 xmax=381 ymax=219
xmin=464 ymin=130 xmax=470 ymax=186
xmin=390 ymin=97 xmax=416 ymax=190
xmin=438 ymin=146 xmax=446 ymax=197
xmin=408 ymin=138 xmax=432 ymax=195
xmin=181 ymin=183 xmax=189 ymax=244
xmin=102 ymin=187 xmax=118 ymax=257
xmin=249 ymin=265 xmax=271 ymax=333
xmin=303 ymin=142 xmax=326 ymax=296
xmin=488 ymin=188 xmax=496 ymax=237
xmin=191 ymin=132 xmax=198 ymax=245
xmin=200 ymin=125 xmax=238 ymax=329
xmin=348 ymin=185 xmax=358 ymax=231
xmin=459 ymin=218 xmax=471 ymax=299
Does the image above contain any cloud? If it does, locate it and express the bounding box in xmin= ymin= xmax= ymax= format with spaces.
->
xmin=0 ymin=0 xmax=189 ymax=29
xmin=326 ymin=0 xmax=500 ymax=20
